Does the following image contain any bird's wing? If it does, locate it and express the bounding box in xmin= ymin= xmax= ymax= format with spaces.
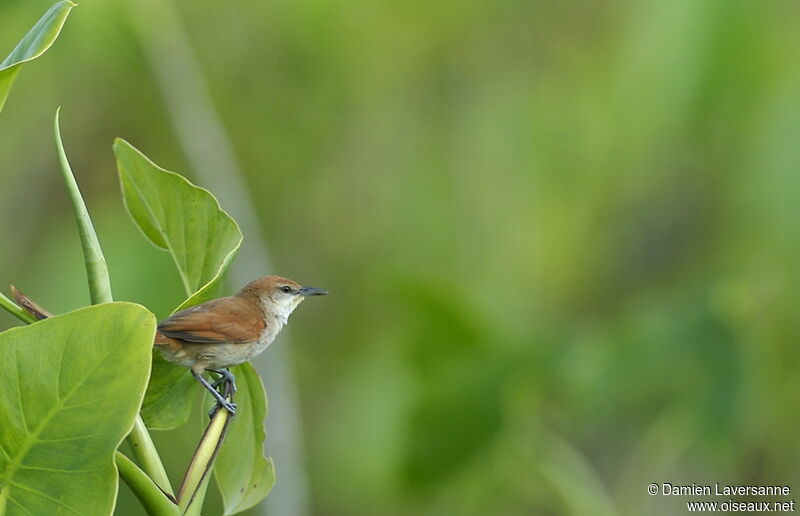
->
xmin=157 ymin=296 xmax=265 ymax=344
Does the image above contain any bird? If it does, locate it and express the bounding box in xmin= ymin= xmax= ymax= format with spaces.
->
xmin=154 ymin=275 xmax=326 ymax=416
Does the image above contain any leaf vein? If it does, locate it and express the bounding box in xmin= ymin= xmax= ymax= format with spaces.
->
xmin=36 ymin=433 xmax=101 ymax=444
xmin=9 ymin=481 xmax=83 ymax=515
xmin=18 ymin=465 xmax=98 ymax=474
xmin=13 ymin=349 xmax=28 ymax=434
xmin=7 ymin=494 xmax=35 ymax=515
xmin=124 ymin=164 xmax=193 ymax=294
xmin=2 ymin=339 xmax=121 ymax=483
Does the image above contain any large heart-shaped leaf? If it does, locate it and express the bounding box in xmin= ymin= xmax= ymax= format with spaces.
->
xmin=113 ymin=138 xmax=242 ymax=310
xmin=0 ymin=303 xmax=155 ymax=515
xmin=213 ymin=363 xmax=275 ymax=515
xmin=0 ymin=1 xmax=75 ymax=114
xmin=114 ymin=138 xmax=242 ymax=429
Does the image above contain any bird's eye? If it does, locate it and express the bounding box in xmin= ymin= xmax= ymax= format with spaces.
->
xmin=280 ymin=286 xmax=292 ymax=293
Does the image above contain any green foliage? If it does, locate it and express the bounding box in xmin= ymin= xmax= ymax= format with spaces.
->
xmin=0 ymin=293 xmax=36 ymax=325
xmin=114 ymin=138 xmax=242 ymax=429
xmin=0 ymin=1 xmax=75 ymax=114
xmin=13 ymin=0 xmax=800 ymax=515
xmin=0 ymin=303 xmax=155 ymax=515
xmin=1 ymin=2 xmax=277 ymax=514
xmin=214 ymin=363 xmax=275 ymax=515
xmin=138 ymin=352 xmax=198 ymax=430
xmin=54 ymin=110 xmax=172 ymax=497
xmin=54 ymin=108 xmax=113 ymax=304
xmin=114 ymin=139 xmax=242 ymax=311
xmin=114 ymin=452 xmax=180 ymax=516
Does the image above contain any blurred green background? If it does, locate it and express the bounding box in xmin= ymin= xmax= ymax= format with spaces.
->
xmin=3 ymin=0 xmax=800 ymax=514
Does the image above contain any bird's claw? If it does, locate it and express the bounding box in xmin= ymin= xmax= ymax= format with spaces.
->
xmin=212 ymin=378 xmax=237 ymax=395
xmin=209 ymin=369 xmax=237 ymax=394
xmin=208 ymin=400 xmax=237 ymax=419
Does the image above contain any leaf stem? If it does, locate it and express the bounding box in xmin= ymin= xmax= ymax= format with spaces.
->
xmin=0 ymin=291 xmax=36 ymax=324
xmin=116 ymin=451 xmax=179 ymax=515
xmin=54 ymin=108 xmax=113 ymax=304
xmin=128 ymin=416 xmax=175 ymax=497
xmin=177 ymin=389 xmax=233 ymax=512
xmin=183 ymin=474 xmax=212 ymax=516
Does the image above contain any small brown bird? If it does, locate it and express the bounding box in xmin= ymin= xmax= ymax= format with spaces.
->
xmin=155 ymin=276 xmax=326 ymax=415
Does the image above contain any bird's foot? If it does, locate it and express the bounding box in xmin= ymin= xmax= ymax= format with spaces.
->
xmin=208 ymin=368 xmax=237 ymax=394
xmin=208 ymin=399 xmax=237 ymax=419
xmin=193 ymin=370 xmax=237 ymax=419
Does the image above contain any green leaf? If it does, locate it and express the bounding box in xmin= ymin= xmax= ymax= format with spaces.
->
xmin=54 ymin=108 xmax=113 ymax=305
xmin=213 ymin=363 xmax=275 ymax=515
xmin=113 ymin=138 xmax=242 ymax=429
xmin=0 ymin=1 xmax=76 ymax=114
xmin=113 ymin=138 xmax=242 ymax=310
xmin=0 ymin=303 xmax=156 ymax=515
xmin=139 ymin=351 xmax=197 ymax=430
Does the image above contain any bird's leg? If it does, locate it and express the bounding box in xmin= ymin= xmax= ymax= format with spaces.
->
xmin=208 ymin=378 xmax=235 ymax=420
xmin=207 ymin=368 xmax=237 ymax=394
xmin=208 ymin=371 xmax=225 ymax=390
xmin=205 ymin=368 xmax=237 ymax=419
xmin=192 ymin=371 xmax=237 ymax=417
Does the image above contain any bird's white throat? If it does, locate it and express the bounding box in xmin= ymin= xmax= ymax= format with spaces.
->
xmin=260 ymin=295 xmax=303 ymax=327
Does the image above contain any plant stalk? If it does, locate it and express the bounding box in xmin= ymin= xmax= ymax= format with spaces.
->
xmin=183 ymin=473 xmax=212 ymax=516
xmin=177 ymin=384 xmax=234 ymax=512
xmin=0 ymin=291 xmax=36 ymax=324
xmin=127 ymin=416 xmax=175 ymax=497
xmin=116 ymin=451 xmax=179 ymax=515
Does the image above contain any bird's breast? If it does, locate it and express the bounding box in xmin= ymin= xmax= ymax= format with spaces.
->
xmin=248 ymin=324 xmax=281 ymax=359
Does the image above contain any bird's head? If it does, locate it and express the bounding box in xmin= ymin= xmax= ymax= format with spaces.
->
xmin=239 ymin=275 xmax=327 ymax=322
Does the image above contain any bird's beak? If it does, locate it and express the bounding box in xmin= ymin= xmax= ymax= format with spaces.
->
xmin=299 ymin=286 xmax=328 ymax=296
